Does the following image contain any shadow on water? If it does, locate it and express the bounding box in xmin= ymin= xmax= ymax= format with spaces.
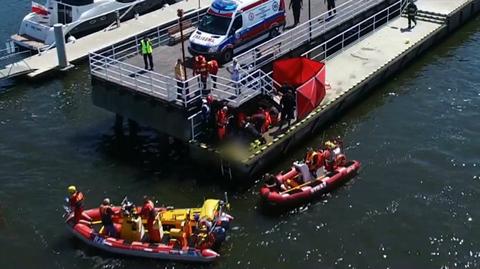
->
xmin=72 ymin=119 xmax=241 ymax=190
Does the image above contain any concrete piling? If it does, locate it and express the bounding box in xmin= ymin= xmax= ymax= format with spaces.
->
xmin=53 ymin=24 xmax=69 ymax=69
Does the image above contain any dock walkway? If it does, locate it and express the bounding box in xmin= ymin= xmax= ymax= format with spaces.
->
xmin=230 ymin=0 xmax=476 ymax=170
xmin=21 ymin=0 xmax=212 ymax=78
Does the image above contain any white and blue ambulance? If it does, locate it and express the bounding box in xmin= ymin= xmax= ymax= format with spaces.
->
xmin=188 ymin=0 xmax=286 ymax=63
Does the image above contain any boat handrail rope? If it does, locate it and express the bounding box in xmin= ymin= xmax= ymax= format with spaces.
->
xmin=280 ymin=175 xmax=327 ymax=195
xmin=104 ymin=0 xmax=146 ymax=32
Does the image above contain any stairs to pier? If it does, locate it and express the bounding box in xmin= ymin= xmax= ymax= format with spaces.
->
xmin=402 ymin=10 xmax=448 ymax=25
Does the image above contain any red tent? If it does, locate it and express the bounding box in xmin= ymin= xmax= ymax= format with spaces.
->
xmin=272 ymin=57 xmax=326 ymax=120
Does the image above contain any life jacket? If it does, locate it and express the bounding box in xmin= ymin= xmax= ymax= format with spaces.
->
xmin=307 ymin=151 xmax=324 ymax=171
xmin=207 ymin=60 xmax=219 ymax=75
xmin=99 ymin=204 xmax=113 ymax=226
xmin=262 ymin=111 xmax=272 ymax=133
xmin=69 ymin=192 xmax=84 ymax=208
xmin=216 ymin=110 xmax=228 ymax=128
xmin=141 ymin=200 xmax=156 ymax=221
xmin=140 ymin=39 xmax=153 ymax=54
xmin=199 ymin=63 xmax=209 ymax=79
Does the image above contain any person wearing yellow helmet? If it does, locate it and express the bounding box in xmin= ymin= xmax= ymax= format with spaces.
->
xmin=323 ymin=140 xmax=341 ymax=172
xmin=67 ymin=185 xmax=85 ymax=223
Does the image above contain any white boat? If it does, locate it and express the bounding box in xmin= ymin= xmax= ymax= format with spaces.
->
xmin=11 ymin=0 xmax=171 ymax=51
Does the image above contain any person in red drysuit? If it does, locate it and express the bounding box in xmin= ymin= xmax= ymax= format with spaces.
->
xmin=207 ymin=59 xmax=219 ymax=90
xmin=140 ymin=196 xmax=159 ymax=242
xmin=193 ymin=55 xmax=209 ymax=95
xmin=216 ymin=106 xmax=229 ymax=141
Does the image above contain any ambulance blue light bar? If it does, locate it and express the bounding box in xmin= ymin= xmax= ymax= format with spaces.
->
xmin=212 ymin=0 xmax=238 ymax=12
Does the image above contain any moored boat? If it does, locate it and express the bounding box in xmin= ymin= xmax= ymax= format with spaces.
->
xmin=12 ymin=0 xmax=170 ymax=51
xmin=64 ymin=198 xmax=233 ymax=262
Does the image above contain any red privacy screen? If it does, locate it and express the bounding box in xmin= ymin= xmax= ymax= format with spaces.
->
xmin=272 ymin=57 xmax=326 ymax=120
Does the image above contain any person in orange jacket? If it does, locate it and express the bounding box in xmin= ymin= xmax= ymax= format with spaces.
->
xmin=140 ymin=196 xmax=159 ymax=242
xmin=216 ymin=106 xmax=229 ymax=141
xmin=67 ymin=185 xmax=85 ymax=223
xmin=194 ymin=55 xmax=209 ymax=95
xmin=207 ymin=59 xmax=219 ymax=90
xmin=305 ymin=148 xmax=325 ymax=177
xmin=99 ymin=198 xmax=116 ymax=237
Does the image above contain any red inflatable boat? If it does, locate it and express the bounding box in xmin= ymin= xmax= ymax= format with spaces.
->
xmin=260 ymin=159 xmax=361 ymax=207
xmin=64 ymin=199 xmax=232 ymax=262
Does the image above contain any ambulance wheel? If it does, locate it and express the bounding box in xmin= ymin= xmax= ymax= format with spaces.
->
xmin=221 ymin=49 xmax=233 ymax=64
xmin=269 ymin=26 xmax=281 ymax=38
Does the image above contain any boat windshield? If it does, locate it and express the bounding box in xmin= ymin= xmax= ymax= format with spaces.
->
xmin=198 ymin=13 xmax=232 ymax=35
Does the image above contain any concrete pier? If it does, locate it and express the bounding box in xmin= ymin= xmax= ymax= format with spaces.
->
xmin=189 ymin=0 xmax=480 ymax=179
xmin=89 ymin=0 xmax=480 ymax=180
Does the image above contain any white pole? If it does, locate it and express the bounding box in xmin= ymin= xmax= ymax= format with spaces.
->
xmin=53 ymin=24 xmax=69 ymax=69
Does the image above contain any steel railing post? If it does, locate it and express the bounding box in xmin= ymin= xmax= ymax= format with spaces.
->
xmin=104 ymin=56 xmax=108 ymax=78
xmin=150 ymin=72 xmax=153 ymax=94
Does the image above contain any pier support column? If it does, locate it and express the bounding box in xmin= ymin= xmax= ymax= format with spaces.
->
xmin=128 ymin=119 xmax=139 ymax=137
xmin=53 ymin=24 xmax=73 ymax=71
xmin=114 ymin=114 xmax=124 ymax=136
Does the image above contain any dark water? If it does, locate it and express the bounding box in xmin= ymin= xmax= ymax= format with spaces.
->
xmin=1 ymin=1 xmax=480 ymax=268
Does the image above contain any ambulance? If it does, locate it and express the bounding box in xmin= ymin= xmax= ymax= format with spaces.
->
xmin=188 ymin=0 xmax=286 ymax=63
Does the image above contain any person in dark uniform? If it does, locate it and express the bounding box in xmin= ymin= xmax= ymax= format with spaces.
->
xmin=289 ymin=0 xmax=303 ymax=27
xmin=406 ymin=0 xmax=418 ymax=29
xmin=325 ymin=0 xmax=336 ymax=17
xmin=279 ymin=88 xmax=296 ymax=129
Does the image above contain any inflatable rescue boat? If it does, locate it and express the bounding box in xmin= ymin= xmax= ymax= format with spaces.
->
xmin=260 ymin=144 xmax=360 ymax=207
xmin=64 ymin=198 xmax=233 ymax=262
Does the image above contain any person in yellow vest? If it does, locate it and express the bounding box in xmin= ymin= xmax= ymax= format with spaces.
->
xmin=140 ymin=36 xmax=154 ymax=71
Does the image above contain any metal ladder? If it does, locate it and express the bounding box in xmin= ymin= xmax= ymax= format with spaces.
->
xmin=220 ymin=159 xmax=233 ymax=180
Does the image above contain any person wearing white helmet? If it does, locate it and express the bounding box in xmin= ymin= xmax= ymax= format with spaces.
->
xmin=99 ymin=198 xmax=116 ymax=237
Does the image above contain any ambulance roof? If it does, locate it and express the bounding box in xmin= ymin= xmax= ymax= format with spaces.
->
xmin=211 ymin=0 xmax=267 ymax=12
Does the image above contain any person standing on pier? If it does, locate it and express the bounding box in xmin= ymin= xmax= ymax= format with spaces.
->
xmin=216 ymin=106 xmax=229 ymax=141
xmin=227 ymin=59 xmax=242 ymax=95
xmin=140 ymin=36 xmax=154 ymax=71
xmin=289 ymin=0 xmax=303 ymax=27
xmin=325 ymin=0 xmax=336 ymax=17
xmin=406 ymin=0 xmax=418 ymax=29
xmin=175 ymin=59 xmax=187 ymax=102
xmin=279 ymin=87 xmax=296 ymax=129
xmin=207 ymin=59 xmax=219 ymax=90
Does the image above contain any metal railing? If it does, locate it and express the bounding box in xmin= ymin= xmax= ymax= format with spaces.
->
xmin=90 ymin=51 xmax=202 ymax=102
xmin=0 ymin=48 xmax=33 ymax=78
xmin=187 ymin=0 xmax=406 ymax=140
xmin=89 ymin=0 xmax=405 ymax=140
xmin=93 ymin=8 xmax=208 ymax=63
xmin=103 ymin=0 xmax=145 ymax=32
xmin=303 ymin=0 xmax=404 ymax=61
xmin=233 ymin=0 xmax=386 ymax=70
